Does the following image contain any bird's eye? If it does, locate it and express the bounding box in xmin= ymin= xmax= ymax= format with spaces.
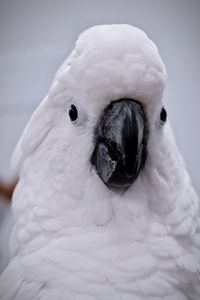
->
xmin=69 ymin=104 xmax=78 ymax=121
xmin=160 ymin=107 xmax=167 ymax=123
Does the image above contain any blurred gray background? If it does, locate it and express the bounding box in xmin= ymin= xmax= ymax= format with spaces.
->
xmin=0 ymin=0 xmax=199 ymax=191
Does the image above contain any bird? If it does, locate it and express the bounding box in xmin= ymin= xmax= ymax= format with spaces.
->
xmin=0 ymin=24 xmax=199 ymax=300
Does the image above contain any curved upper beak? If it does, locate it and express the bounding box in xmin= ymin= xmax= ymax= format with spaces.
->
xmin=91 ymin=99 xmax=148 ymax=189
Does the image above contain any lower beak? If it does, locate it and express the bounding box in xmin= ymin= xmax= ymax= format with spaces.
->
xmin=91 ymin=99 xmax=148 ymax=189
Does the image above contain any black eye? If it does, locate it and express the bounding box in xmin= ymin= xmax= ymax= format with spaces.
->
xmin=69 ymin=104 xmax=78 ymax=121
xmin=160 ymin=107 xmax=167 ymax=123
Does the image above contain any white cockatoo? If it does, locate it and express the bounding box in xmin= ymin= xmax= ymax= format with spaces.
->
xmin=0 ymin=24 xmax=200 ymax=300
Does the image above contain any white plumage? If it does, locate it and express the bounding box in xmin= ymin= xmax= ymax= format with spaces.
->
xmin=0 ymin=24 xmax=200 ymax=300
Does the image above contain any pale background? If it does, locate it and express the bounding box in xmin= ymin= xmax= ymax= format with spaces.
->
xmin=0 ymin=0 xmax=199 ymax=195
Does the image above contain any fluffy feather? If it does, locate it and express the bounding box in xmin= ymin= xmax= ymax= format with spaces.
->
xmin=0 ymin=24 xmax=199 ymax=300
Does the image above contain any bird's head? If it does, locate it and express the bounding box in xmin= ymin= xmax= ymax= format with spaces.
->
xmin=13 ymin=25 xmax=170 ymax=223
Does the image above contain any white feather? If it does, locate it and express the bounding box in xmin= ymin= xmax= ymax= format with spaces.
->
xmin=0 ymin=24 xmax=199 ymax=300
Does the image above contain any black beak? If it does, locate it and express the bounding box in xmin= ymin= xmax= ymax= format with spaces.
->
xmin=91 ymin=99 xmax=148 ymax=189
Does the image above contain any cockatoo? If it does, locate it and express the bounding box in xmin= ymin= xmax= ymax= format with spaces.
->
xmin=0 ymin=24 xmax=200 ymax=300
